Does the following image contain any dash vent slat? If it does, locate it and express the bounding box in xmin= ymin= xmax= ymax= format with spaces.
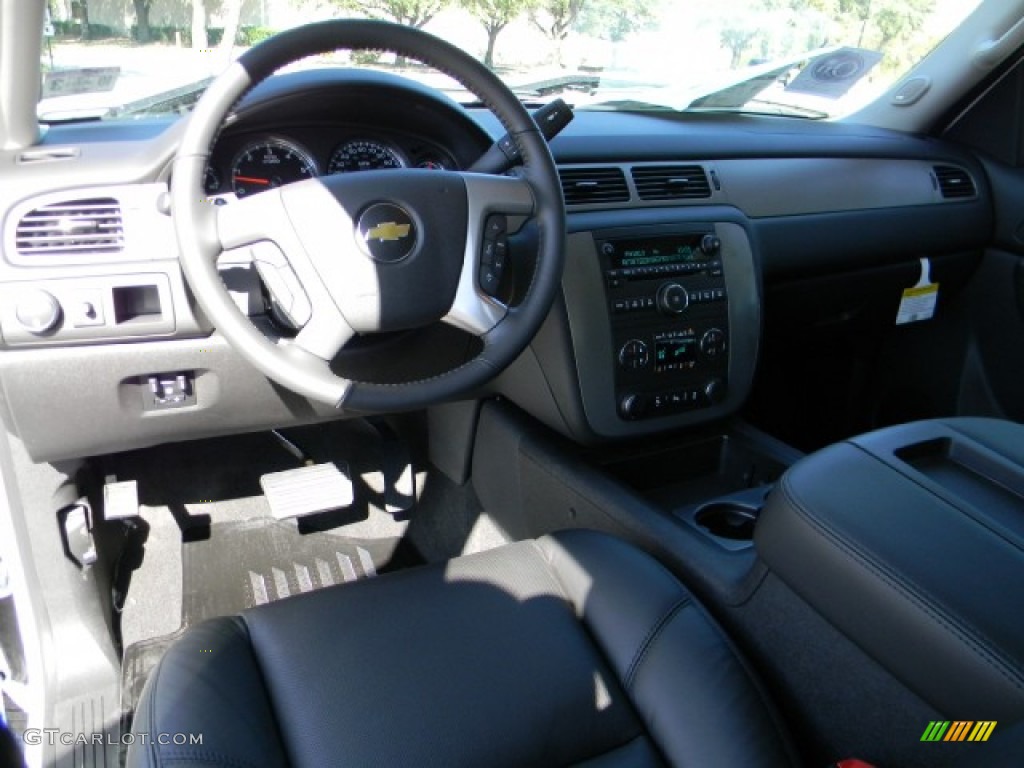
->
xmin=558 ymin=167 xmax=630 ymax=205
xmin=15 ymin=197 xmax=124 ymax=257
xmin=933 ymin=165 xmax=976 ymax=199
xmin=632 ymin=165 xmax=711 ymax=200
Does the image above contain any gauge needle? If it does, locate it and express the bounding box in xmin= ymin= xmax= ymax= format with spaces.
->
xmin=233 ymin=175 xmax=271 ymax=185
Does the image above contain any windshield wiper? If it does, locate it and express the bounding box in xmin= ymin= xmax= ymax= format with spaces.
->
xmin=104 ymin=77 xmax=214 ymax=120
xmin=715 ymin=98 xmax=829 ymax=119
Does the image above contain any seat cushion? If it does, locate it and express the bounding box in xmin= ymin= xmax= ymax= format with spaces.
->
xmin=128 ymin=529 xmax=796 ymax=767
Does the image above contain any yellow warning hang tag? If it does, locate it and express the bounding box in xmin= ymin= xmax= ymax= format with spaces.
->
xmin=896 ymin=257 xmax=938 ymax=325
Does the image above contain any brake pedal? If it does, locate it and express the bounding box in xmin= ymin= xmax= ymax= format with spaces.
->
xmin=260 ymin=462 xmax=354 ymax=520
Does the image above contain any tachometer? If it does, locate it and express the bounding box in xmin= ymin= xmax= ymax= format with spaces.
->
xmin=230 ymin=138 xmax=318 ymax=197
xmin=328 ymin=140 xmax=405 ymax=174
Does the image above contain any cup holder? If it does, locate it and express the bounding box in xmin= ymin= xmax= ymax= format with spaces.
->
xmin=694 ymin=502 xmax=759 ymax=541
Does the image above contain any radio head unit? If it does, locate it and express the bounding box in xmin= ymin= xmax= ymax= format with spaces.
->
xmin=599 ymin=229 xmax=729 ymax=421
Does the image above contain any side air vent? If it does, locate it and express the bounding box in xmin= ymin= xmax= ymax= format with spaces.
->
xmin=933 ymin=166 xmax=976 ymax=199
xmin=15 ymin=197 xmax=124 ymax=257
xmin=17 ymin=147 xmax=80 ymax=164
xmin=559 ymin=167 xmax=630 ymax=205
xmin=632 ymin=165 xmax=711 ymax=200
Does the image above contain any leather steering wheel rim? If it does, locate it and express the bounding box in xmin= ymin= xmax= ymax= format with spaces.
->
xmin=172 ymin=19 xmax=565 ymax=411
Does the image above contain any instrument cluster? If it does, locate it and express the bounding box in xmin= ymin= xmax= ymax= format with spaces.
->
xmin=203 ymin=133 xmax=457 ymax=197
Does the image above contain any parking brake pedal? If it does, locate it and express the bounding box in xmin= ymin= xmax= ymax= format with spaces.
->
xmin=260 ymin=463 xmax=354 ymax=520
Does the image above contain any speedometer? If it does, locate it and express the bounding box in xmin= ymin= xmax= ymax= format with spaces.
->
xmin=230 ymin=138 xmax=318 ymax=197
xmin=328 ymin=140 xmax=405 ymax=174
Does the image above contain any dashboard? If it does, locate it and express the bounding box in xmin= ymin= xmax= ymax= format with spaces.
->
xmin=0 ymin=67 xmax=996 ymax=460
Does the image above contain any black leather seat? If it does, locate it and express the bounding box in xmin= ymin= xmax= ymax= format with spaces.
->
xmin=128 ymin=529 xmax=796 ymax=767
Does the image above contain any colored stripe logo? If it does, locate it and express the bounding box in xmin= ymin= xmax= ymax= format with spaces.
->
xmin=920 ymin=721 xmax=997 ymax=742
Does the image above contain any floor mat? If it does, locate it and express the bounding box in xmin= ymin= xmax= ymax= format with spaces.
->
xmin=120 ymin=628 xmax=184 ymax=723
xmin=181 ymin=518 xmax=418 ymax=625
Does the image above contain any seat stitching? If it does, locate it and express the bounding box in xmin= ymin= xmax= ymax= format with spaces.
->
xmin=624 ymin=597 xmax=691 ymax=691
xmin=778 ymin=475 xmax=1024 ymax=692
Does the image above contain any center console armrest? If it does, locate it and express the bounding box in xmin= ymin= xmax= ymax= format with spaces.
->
xmin=755 ymin=417 xmax=1024 ymax=720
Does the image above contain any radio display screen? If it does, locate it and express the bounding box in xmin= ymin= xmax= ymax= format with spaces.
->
xmin=610 ymin=235 xmax=706 ymax=269
xmin=655 ymin=337 xmax=697 ymax=372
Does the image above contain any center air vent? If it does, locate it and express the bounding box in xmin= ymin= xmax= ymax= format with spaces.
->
xmin=559 ymin=167 xmax=630 ymax=205
xmin=632 ymin=165 xmax=711 ymax=200
xmin=15 ymin=197 xmax=124 ymax=258
xmin=933 ymin=166 xmax=976 ymax=199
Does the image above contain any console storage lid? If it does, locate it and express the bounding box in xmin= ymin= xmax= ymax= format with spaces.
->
xmin=755 ymin=418 xmax=1024 ymax=720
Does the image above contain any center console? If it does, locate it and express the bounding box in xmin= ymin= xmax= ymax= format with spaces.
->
xmin=521 ymin=209 xmax=763 ymax=442
xmin=599 ymin=229 xmax=730 ymax=420
xmin=756 ymin=417 xmax=1024 ymax=721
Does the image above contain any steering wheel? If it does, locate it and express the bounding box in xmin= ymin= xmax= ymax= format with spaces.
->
xmin=171 ymin=20 xmax=565 ymax=411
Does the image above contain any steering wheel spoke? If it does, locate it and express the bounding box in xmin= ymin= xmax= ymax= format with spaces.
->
xmin=443 ymin=173 xmax=536 ymax=336
xmin=215 ymin=189 xmax=292 ymax=251
xmin=290 ymin=306 xmax=356 ymax=362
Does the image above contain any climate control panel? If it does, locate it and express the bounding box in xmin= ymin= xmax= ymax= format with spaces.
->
xmin=600 ymin=229 xmax=730 ymax=421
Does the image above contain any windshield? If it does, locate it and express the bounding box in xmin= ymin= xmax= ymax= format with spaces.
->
xmin=37 ymin=0 xmax=982 ymax=122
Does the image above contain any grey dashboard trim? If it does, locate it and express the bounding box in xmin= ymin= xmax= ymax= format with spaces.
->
xmin=0 ymin=333 xmax=350 ymax=462
xmin=715 ymin=158 xmax=971 ymax=217
xmin=558 ymin=159 xmax=976 ymax=216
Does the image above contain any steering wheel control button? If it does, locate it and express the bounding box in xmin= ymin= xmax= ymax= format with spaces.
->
xmin=16 ymin=289 xmax=63 ymax=334
xmin=485 ymin=214 xmax=507 ymax=239
xmin=618 ymin=339 xmax=650 ymax=370
xmin=356 ymin=203 xmax=417 ymax=263
xmin=479 ymin=215 xmax=510 ymax=297
xmin=656 ymin=282 xmax=689 ymax=315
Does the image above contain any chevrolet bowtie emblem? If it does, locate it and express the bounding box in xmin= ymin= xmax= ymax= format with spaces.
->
xmin=366 ymin=221 xmax=411 ymax=242
xmin=356 ymin=203 xmax=416 ymax=262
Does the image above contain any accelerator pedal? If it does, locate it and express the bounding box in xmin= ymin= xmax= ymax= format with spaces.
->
xmin=260 ymin=462 xmax=354 ymax=520
xmin=368 ymin=420 xmax=416 ymax=516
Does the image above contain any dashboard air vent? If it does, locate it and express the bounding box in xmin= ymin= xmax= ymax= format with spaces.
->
xmin=632 ymin=165 xmax=711 ymax=200
xmin=15 ymin=197 xmax=124 ymax=257
xmin=933 ymin=166 xmax=976 ymax=199
xmin=559 ymin=167 xmax=630 ymax=205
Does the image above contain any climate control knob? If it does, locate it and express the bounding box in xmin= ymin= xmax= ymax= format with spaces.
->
xmin=700 ymin=328 xmax=726 ymax=358
xmin=656 ymin=282 xmax=689 ymax=315
xmin=618 ymin=339 xmax=650 ymax=370
xmin=619 ymin=394 xmax=646 ymax=420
